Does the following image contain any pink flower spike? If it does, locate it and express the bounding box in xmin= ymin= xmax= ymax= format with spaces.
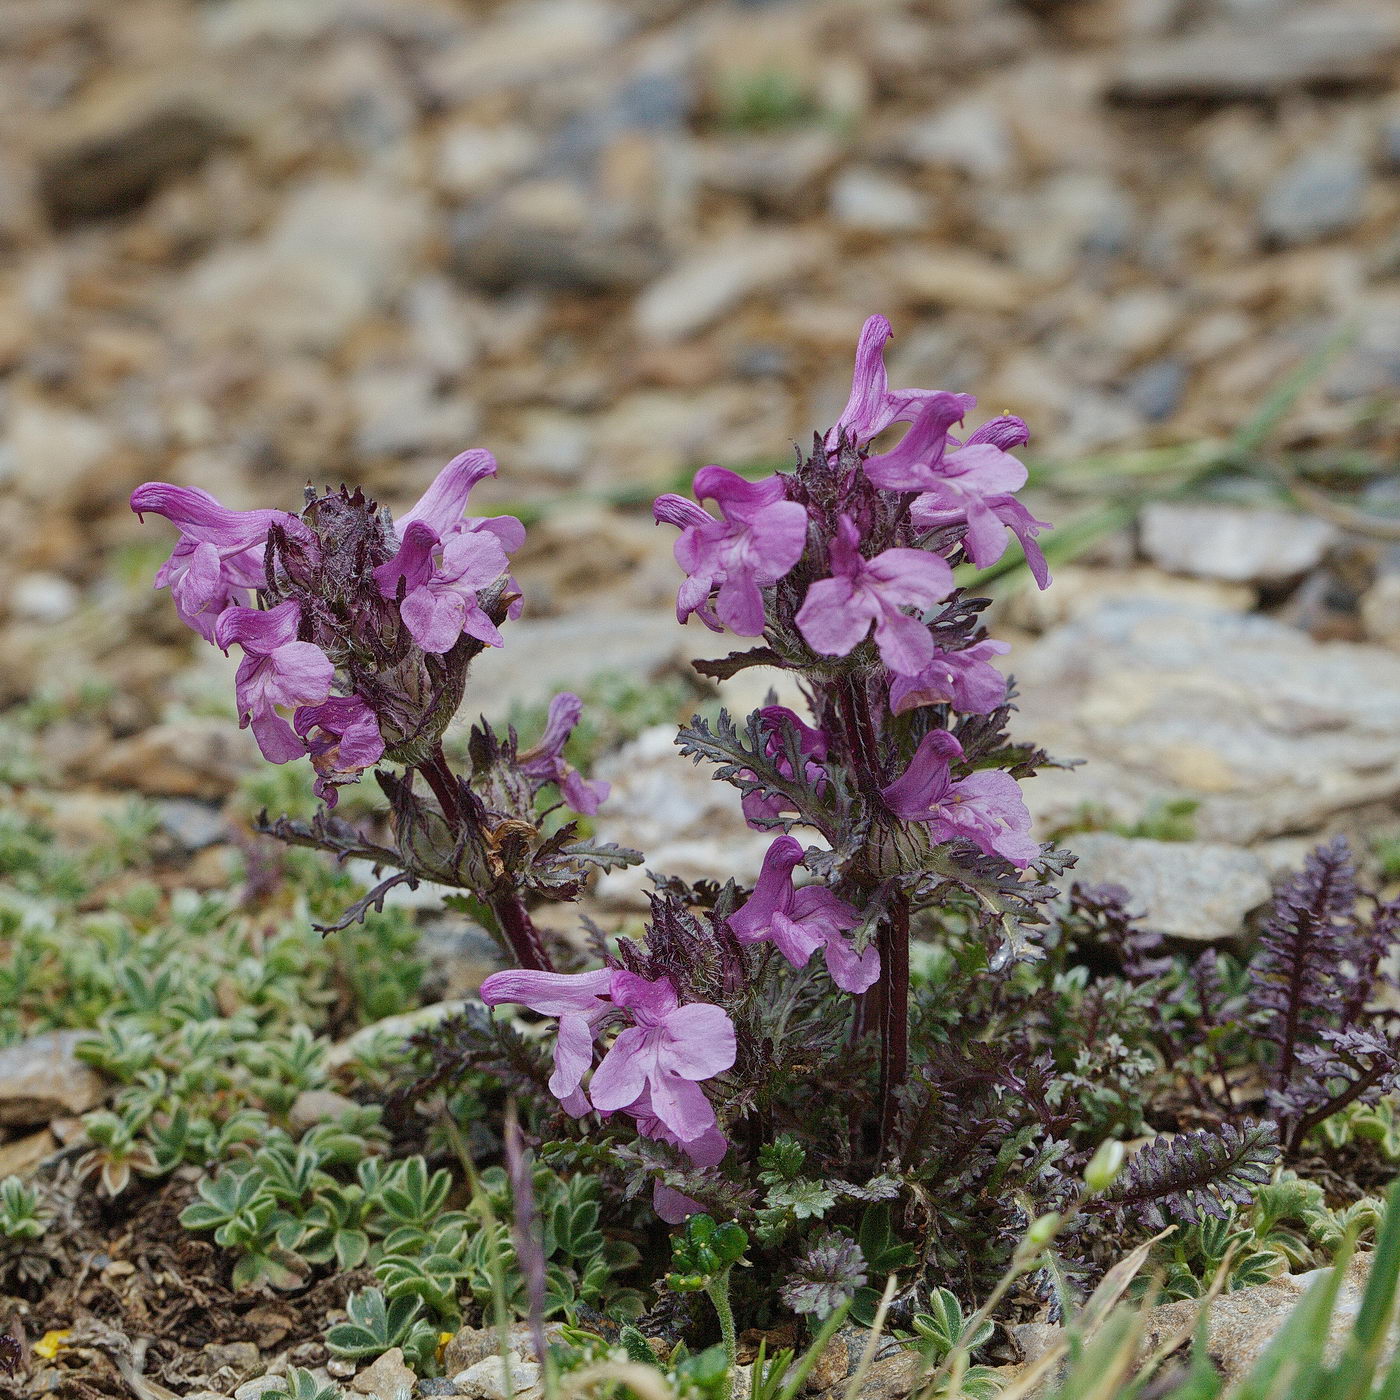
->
xmin=740 ymin=706 xmax=829 ymax=827
xmin=794 ymin=517 xmax=953 ymax=675
xmin=623 ymin=1086 xmax=729 ymax=1222
xmin=728 ymin=836 xmax=875 ymax=993
xmin=881 ymin=730 xmax=1038 ymax=868
xmin=518 ymin=692 xmax=610 ymax=815
xmin=215 ymin=601 xmax=334 ymax=763
xmin=479 ymin=969 xmax=615 ymax=1116
xmin=589 ymin=972 xmax=735 ymax=1143
xmin=293 ymin=695 xmax=385 ymax=807
xmin=888 ymin=640 xmax=1010 ymax=716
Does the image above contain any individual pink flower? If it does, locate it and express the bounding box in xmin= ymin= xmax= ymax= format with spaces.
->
xmin=624 ymin=1086 xmax=730 ymax=1223
xmin=740 ymin=706 xmax=829 ymax=828
xmin=653 ymin=467 xmax=808 ymax=635
xmin=292 ymin=695 xmax=385 ymax=807
xmin=880 ymin=730 xmax=1039 ymax=868
xmin=214 ymin=600 xmax=334 ymax=763
xmin=727 ymin=835 xmax=877 ymax=993
xmin=588 ymin=972 xmax=735 ymax=1145
xmin=479 ymin=968 xmax=616 ymax=1117
xmin=518 ymin=693 xmax=610 ymax=815
xmin=130 ymin=483 xmax=302 ymax=642
xmin=887 ymin=640 xmax=1010 ymax=716
xmin=795 ymin=517 xmax=953 ymax=675
xmin=374 ymin=522 xmax=509 ymax=654
xmin=906 ymin=416 xmax=1052 ymax=589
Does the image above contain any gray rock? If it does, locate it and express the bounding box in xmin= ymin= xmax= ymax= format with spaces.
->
xmin=156 ymin=798 xmax=227 ymax=852
xmin=177 ymin=177 xmax=429 ymax=354
xmin=899 ymin=97 xmax=1015 ymax=179
xmin=1140 ymin=503 xmax=1336 ymax=585
xmin=592 ymin=725 xmax=773 ymax=907
xmin=10 ymin=572 xmax=79 ymax=624
xmin=93 ymin=719 xmax=261 ymax=800
xmin=1063 ymin=833 xmax=1272 ymax=942
xmin=5 ymin=401 xmax=115 ymax=506
xmin=423 ymin=0 xmax=630 ymax=102
xmin=289 ymin=1090 xmax=360 ymax=1134
xmin=0 ymin=1031 xmax=106 ymax=1126
xmin=1013 ymin=598 xmax=1400 ymax=844
xmin=38 ymin=81 xmax=235 ymax=223
xmin=1014 ymin=1253 xmax=1371 ymax=1386
xmin=351 ymin=1348 xmax=415 ymax=1400
xmin=327 ymin=1002 xmax=471 ymax=1071
xmin=451 ymin=200 xmax=667 ymax=294
xmin=1260 ymin=149 xmax=1368 ymax=244
xmin=634 ymin=231 xmax=821 ymax=342
xmin=829 ymin=167 xmax=927 ymax=232
xmin=465 ymin=608 xmax=729 ymax=713
xmin=1125 ymin=358 xmax=1187 ymax=421
xmin=1109 ymin=9 xmax=1400 ymax=99
xmin=698 ymin=131 xmax=842 ymax=211
xmin=452 ymin=1354 xmax=541 ymax=1400
xmin=1360 ymin=572 xmax=1400 ymax=649
xmin=234 ymin=1377 xmax=288 ymax=1400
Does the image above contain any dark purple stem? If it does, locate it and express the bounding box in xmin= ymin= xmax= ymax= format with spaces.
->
xmin=878 ymin=890 xmax=910 ymax=1158
xmin=831 ymin=671 xmax=910 ymax=1155
xmin=419 ymin=745 xmax=554 ymax=973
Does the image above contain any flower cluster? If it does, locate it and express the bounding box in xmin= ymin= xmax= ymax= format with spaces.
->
xmin=135 ymin=451 xmax=625 ymax=978
xmin=132 ymin=451 xmax=524 ymax=802
xmin=139 ymin=313 xmax=1059 ymax=1227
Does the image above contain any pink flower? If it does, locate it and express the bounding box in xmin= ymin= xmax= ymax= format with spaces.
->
xmin=589 ymin=972 xmax=735 ymax=1145
xmin=728 ymin=835 xmax=877 ymax=993
xmin=880 ymin=731 xmax=1039 ymax=868
xmin=740 ymin=706 xmax=829 ymax=828
xmin=479 ymin=968 xmax=616 ymax=1117
xmin=374 ymin=522 xmax=509 ymax=654
xmin=624 ymin=1086 xmax=730 ymax=1223
xmin=906 ymin=417 xmax=1052 ymax=589
xmin=478 ymin=969 xmax=735 ymax=1143
xmin=214 ymin=601 xmax=334 ymax=763
xmin=887 ymin=640 xmax=1010 ymax=716
xmin=653 ymin=467 xmax=808 ymax=635
xmin=130 ymin=483 xmax=302 ymax=642
xmin=518 ymin=693 xmax=610 ymax=815
xmin=292 ymin=695 xmax=385 ymax=807
xmin=795 ymin=517 xmax=953 ymax=675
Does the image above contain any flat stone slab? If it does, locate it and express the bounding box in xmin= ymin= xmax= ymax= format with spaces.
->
xmin=1013 ymin=599 xmax=1400 ymax=844
xmin=0 ymin=1030 xmax=106 ymax=1126
xmin=1063 ymin=832 xmax=1273 ymax=941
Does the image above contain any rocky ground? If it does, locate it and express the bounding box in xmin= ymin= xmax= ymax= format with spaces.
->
xmin=4 ymin=0 xmax=1400 ymax=1396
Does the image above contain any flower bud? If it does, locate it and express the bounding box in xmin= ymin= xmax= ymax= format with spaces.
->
xmin=1084 ymin=1139 xmax=1126 ymax=1195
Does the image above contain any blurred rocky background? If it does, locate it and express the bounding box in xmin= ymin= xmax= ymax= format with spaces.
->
xmin=3 ymin=0 xmax=1400 ymax=909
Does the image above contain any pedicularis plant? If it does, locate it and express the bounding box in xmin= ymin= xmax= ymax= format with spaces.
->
xmin=133 ymin=317 xmax=1400 ymax=1326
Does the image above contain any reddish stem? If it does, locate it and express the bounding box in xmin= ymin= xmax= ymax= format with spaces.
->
xmin=419 ymin=746 xmax=554 ymax=973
